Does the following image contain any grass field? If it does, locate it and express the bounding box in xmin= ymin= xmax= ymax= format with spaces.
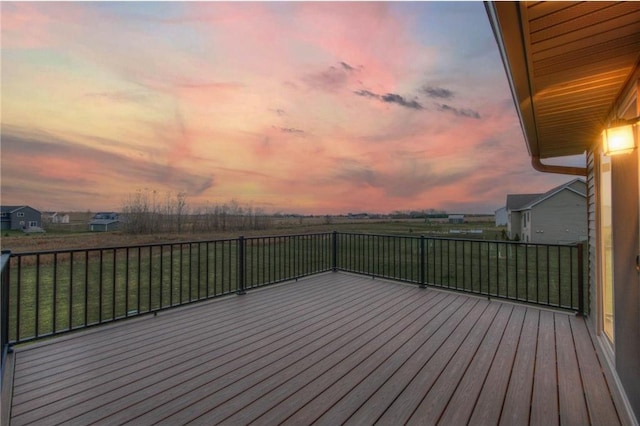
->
xmin=1 ymin=216 xmax=501 ymax=253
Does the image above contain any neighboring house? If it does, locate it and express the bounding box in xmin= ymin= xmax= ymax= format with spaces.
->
xmin=0 ymin=206 xmax=42 ymax=231
xmin=505 ymin=179 xmax=587 ymax=244
xmin=487 ymin=3 xmax=640 ymax=422
xmin=89 ymin=212 xmax=120 ymax=232
xmin=494 ymin=206 xmax=507 ymax=226
xmin=505 ymin=193 xmax=540 ymax=240
xmin=44 ymin=212 xmax=70 ymax=224
xmin=447 ymin=214 xmax=464 ymax=224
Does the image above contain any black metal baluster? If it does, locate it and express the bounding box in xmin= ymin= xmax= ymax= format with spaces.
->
xmin=69 ymin=252 xmax=74 ymax=329
xmin=557 ymin=246 xmax=562 ymax=307
xmin=84 ymin=251 xmax=89 ymax=327
xmin=17 ymin=256 xmax=22 ymax=341
xmin=112 ymin=249 xmax=116 ymax=320
xmin=52 ymin=253 xmax=57 ymax=333
xmin=188 ymin=243 xmax=193 ymax=302
xmin=125 ymin=248 xmax=129 ymax=316
xmin=137 ymin=247 xmax=141 ymax=315
xmin=98 ymin=250 xmax=103 ymax=323
xmin=148 ymin=246 xmax=152 ymax=310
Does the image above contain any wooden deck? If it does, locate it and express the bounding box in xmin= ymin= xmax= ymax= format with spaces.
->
xmin=5 ymin=272 xmax=622 ymax=425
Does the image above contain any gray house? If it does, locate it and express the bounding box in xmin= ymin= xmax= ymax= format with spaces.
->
xmin=488 ymin=3 xmax=640 ymax=421
xmin=0 ymin=205 xmax=42 ymax=231
xmin=506 ymin=179 xmax=587 ymax=244
xmin=447 ymin=214 xmax=464 ymax=224
xmin=494 ymin=206 xmax=507 ymax=226
xmin=89 ymin=212 xmax=120 ymax=232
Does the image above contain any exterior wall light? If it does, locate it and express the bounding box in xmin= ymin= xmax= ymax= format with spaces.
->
xmin=602 ymin=121 xmax=638 ymax=156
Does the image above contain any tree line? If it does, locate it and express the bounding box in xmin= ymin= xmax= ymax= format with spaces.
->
xmin=120 ymin=189 xmax=271 ymax=234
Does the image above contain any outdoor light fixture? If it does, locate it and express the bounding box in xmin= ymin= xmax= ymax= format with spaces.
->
xmin=602 ymin=119 xmax=638 ymax=156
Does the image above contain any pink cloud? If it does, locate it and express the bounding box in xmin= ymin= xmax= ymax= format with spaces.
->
xmin=1 ymin=2 xmax=576 ymax=215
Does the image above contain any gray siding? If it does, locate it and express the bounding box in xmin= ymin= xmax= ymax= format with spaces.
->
xmin=7 ymin=207 xmax=41 ymax=230
xmin=611 ymin=150 xmax=640 ymax=420
xmin=508 ymin=211 xmax=522 ymax=240
xmin=587 ymin=151 xmax=596 ymax=322
xmin=528 ymin=190 xmax=587 ymax=244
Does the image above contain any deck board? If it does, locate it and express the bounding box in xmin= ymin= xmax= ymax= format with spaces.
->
xmin=530 ymin=310 xmax=559 ymax=425
xmin=466 ymin=305 xmax=526 ymax=425
xmin=6 ymin=272 xmax=622 ymax=426
xmin=433 ymin=303 xmax=513 ymax=425
xmin=556 ymin=314 xmax=590 ymax=425
xmin=500 ymin=308 xmax=540 ymax=425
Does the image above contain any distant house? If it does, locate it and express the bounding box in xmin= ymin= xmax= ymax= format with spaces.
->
xmin=448 ymin=214 xmax=464 ymax=224
xmin=506 ymin=179 xmax=587 ymax=244
xmin=44 ymin=212 xmax=70 ymax=224
xmin=0 ymin=206 xmax=42 ymax=231
xmin=89 ymin=212 xmax=120 ymax=232
xmin=494 ymin=206 xmax=507 ymax=226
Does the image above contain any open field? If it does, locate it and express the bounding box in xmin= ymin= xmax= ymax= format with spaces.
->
xmin=1 ymin=216 xmax=501 ymax=253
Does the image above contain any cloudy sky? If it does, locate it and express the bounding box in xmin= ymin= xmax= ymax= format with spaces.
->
xmin=1 ymin=1 xmax=579 ymax=214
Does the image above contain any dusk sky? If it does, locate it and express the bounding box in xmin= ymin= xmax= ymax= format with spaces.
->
xmin=1 ymin=1 xmax=582 ymax=215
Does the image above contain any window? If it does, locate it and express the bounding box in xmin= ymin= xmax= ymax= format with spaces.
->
xmin=17 ymin=212 xmax=24 ymax=217
xmin=600 ymin=153 xmax=614 ymax=344
xmin=29 ymin=221 xmax=38 ymax=227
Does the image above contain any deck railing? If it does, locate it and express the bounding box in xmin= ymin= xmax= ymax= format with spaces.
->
xmin=1 ymin=250 xmax=11 ymax=382
xmin=335 ymin=233 xmax=584 ymax=313
xmin=1 ymin=232 xmax=584 ymax=348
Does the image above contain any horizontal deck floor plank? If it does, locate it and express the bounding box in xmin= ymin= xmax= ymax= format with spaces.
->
xmin=171 ymin=285 xmax=447 ymax=425
xmin=13 ymin=274 xmax=380 ymax=397
xmin=7 ymin=272 xmax=622 ymax=426
xmin=13 ymin=275 xmax=412 ymax=425
xmin=12 ymin=277 xmax=375 ymax=414
xmin=76 ymin=279 xmax=427 ymax=425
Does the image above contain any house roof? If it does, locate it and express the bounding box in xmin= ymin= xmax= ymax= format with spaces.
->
xmin=508 ymin=179 xmax=586 ymax=212
xmin=506 ymin=194 xmax=542 ymax=211
xmin=485 ymin=2 xmax=640 ymax=159
xmin=0 ymin=205 xmax=33 ymax=213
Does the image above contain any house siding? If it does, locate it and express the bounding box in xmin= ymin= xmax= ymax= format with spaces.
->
xmin=494 ymin=207 xmax=507 ymax=226
xmin=1 ymin=206 xmax=42 ymax=230
xmin=611 ymin=150 xmax=640 ymax=419
xmin=508 ymin=211 xmax=522 ymax=240
xmin=528 ymin=190 xmax=587 ymax=244
xmin=587 ymin=151 xmax=597 ymax=321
